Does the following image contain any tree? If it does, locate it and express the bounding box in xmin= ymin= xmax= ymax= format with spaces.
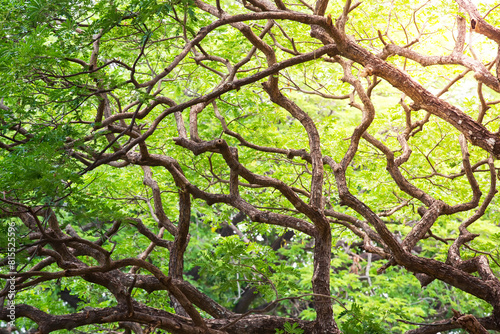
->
xmin=1 ymin=0 xmax=500 ymax=333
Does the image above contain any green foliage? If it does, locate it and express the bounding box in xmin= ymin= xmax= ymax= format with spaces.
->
xmin=1 ymin=0 xmax=500 ymax=333
xmin=338 ymin=302 xmax=386 ymax=334
xmin=195 ymin=235 xmax=301 ymax=305
xmin=275 ymin=321 xmax=304 ymax=334
xmin=0 ymin=125 xmax=83 ymax=203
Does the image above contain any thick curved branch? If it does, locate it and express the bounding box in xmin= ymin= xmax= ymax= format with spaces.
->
xmin=325 ymin=24 xmax=500 ymax=157
xmin=455 ymin=0 xmax=500 ymax=44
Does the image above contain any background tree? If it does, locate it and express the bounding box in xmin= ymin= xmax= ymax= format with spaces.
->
xmin=1 ymin=0 xmax=500 ymax=333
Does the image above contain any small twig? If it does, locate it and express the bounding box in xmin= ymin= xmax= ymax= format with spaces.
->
xmin=397 ymin=319 xmax=453 ymax=326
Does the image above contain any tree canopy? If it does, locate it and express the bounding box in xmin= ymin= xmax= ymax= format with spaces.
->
xmin=1 ymin=0 xmax=500 ymax=333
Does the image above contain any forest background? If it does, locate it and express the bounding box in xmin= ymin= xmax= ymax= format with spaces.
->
xmin=1 ymin=0 xmax=500 ymax=333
